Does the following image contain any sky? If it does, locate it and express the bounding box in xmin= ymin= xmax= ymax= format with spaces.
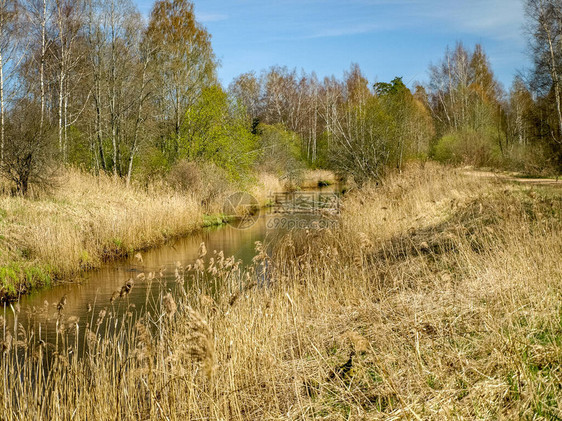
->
xmin=134 ymin=0 xmax=529 ymax=91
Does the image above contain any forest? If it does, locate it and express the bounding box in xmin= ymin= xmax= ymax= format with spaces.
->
xmin=1 ymin=0 xmax=562 ymax=420
xmin=0 ymin=0 xmax=560 ymax=197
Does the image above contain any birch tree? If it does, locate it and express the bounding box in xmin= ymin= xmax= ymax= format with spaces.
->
xmin=146 ymin=0 xmax=216 ymax=159
xmin=0 ymin=0 xmax=19 ymax=163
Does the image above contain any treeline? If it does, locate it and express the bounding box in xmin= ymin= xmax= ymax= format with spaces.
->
xmin=0 ymin=0 xmax=561 ymax=195
xmin=229 ymin=66 xmax=434 ymax=184
xmin=0 ymin=0 xmax=243 ymax=195
xmin=232 ymin=0 xmax=562 ymax=181
xmin=230 ymin=36 xmax=562 ymax=184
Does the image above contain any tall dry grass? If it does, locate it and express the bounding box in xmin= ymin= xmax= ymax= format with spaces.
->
xmin=0 ymin=169 xmax=287 ymax=300
xmin=251 ymin=172 xmax=285 ymax=205
xmin=300 ymin=169 xmax=339 ymax=189
xmin=2 ymin=163 xmax=562 ymax=419
xmin=0 ymin=169 xmax=204 ymax=299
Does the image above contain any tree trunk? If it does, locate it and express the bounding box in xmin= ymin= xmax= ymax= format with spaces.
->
xmin=0 ymin=47 xmax=4 ymax=164
xmin=40 ymin=0 xmax=46 ymax=128
xmin=110 ymin=0 xmax=118 ymax=176
xmin=545 ymin=26 xmax=562 ymax=143
xmin=56 ymin=0 xmax=66 ymax=161
xmin=95 ymin=77 xmax=106 ymax=171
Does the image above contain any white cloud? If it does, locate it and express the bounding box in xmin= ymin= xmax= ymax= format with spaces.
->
xmin=411 ymin=0 xmax=525 ymax=43
xmin=197 ymin=13 xmax=229 ymax=23
xmin=305 ymin=23 xmax=382 ymax=39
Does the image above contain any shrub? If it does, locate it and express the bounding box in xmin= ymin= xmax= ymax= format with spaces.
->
xmin=0 ymin=100 xmax=58 ymax=196
xmin=433 ymin=129 xmax=501 ymax=167
xmin=167 ymin=160 xmax=232 ymax=210
xmin=135 ymin=146 xmax=170 ymax=184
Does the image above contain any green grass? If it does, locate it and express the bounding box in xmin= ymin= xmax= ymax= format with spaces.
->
xmin=202 ymin=213 xmax=232 ymax=227
xmin=0 ymin=262 xmax=53 ymax=300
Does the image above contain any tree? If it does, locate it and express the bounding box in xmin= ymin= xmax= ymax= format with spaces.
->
xmin=0 ymin=99 xmax=57 ymax=195
xmin=428 ymin=43 xmax=504 ymax=166
xmin=124 ymin=31 xmax=154 ymax=185
xmin=81 ymin=0 xmax=149 ymax=177
xmin=146 ymin=0 xmax=216 ymax=158
xmin=255 ymin=124 xmax=303 ymax=178
xmin=376 ymin=77 xmax=434 ymax=170
xmin=178 ymin=85 xmax=256 ymax=179
xmin=53 ymin=0 xmax=85 ymax=162
xmin=508 ymin=76 xmax=535 ymax=147
xmin=328 ymin=65 xmax=391 ymax=183
xmin=21 ymin=0 xmax=49 ymax=127
xmin=0 ymin=0 xmax=19 ymax=163
xmin=525 ymin=0 xmax=562 ymax=171
xmin=228 ymin=71 xmax=262 ymax=126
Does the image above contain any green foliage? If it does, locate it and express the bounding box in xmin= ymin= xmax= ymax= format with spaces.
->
xmin=0 ymin=265 xmax=19 ymax=293
xmin=329 ymin=94 xmax=394 ymax=183
xmin=427 ymin=44 xmax=516 ymax=168
xmin=313 ymin=132 xmax=331 ymax=169
xmin=66 ymin=126 xmax=92 ymax=169
xmin=329 ymin=72 xmax=434 ymax=184
xmin=202 ymin=213 xmax=230 ymax=227
xmin=374 ymin=76 xmax=408 ymax=96
xmin=0 ymin=262 xmax=52 ymax=297
xmin=178 ymin=86 xmax=257 ymax=181
xmin=256 ymin=124 xmax=304 ymax=177
xmin=79 ymin=250 xmax=93 ymax=270
xmin=433 ymin=134 xmax=459 ymax=163
xmin=146 ymin=0 xmax=217 ymax=136
xmin=135 ymin=146 xmax=171 ymax=182
xmin=432 ymin=129 xmax=502 ymax=166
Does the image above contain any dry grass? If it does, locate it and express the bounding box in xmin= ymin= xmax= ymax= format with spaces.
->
xmin=301 ymin=169 xmax=339 ymax=189
xmin=0 ymin=169 xmax=284 ymax=301
xmin=251 ymin=172 xmax=285 ymax=205
xmin=0 ymin=169 xmax=203 ymax=299
xmin=2 ymin=163 xmax=562 ymax=419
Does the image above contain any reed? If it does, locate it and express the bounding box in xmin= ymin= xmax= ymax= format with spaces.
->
xmin=300 ymin=169 xmax=339 ymax=189
xmin=0 ymin=169 xmax=286 ymax=301
xmin=1 ymin=163 xmax=561 ymax=419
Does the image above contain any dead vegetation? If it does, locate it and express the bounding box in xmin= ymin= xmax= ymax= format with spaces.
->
xmin=1 ymin=163 xmax=561 ymax=419
xmin=0 ymin=168 xmax=290 ymax=302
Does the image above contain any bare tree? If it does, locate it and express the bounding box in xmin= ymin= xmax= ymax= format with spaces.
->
xmin=0 ymin=99 xmax=57 ymax=195
xmin=0 ymin=0 xmax=19 ymax=163
xmin=526 ymin=0 xmax=562 ymax=145
xmin=146 ymin=0 xmax=216 ymax=157
xmin=54 ymin=0 xmax=85 ymax=162
xmin=228 ymin=71 xmax=262 ymax=123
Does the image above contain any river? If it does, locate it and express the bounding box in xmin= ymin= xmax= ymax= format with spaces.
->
xmin=1 ymin=185 xmax=342 ymax=350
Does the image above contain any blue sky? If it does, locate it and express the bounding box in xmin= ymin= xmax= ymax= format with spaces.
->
xmin=135 ymin=0 xmax=528 ymax=91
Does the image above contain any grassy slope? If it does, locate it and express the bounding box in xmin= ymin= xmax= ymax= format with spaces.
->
xmin=2 ymin=163 xmax=562 ymax=419
xmin=0 ymin=169 xmax=282 ymax=301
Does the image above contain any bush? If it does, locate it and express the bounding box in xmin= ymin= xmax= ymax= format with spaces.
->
xmin=135 ymin=146 xmax=170 ymax=184
xmin=256 ymin=124 xmax=305 ymax=180
xmin=505 ymin=142 xmax=555 ymax=175
xmin=432 ymin=129 xmax=501 ymax=167
xmin=167 ymin=160 xmax=232 ymax=210
xmin=433 ymin=133 xmax=458 ymax=163
xmin=0 ymin=100 xmax=58 ymax=196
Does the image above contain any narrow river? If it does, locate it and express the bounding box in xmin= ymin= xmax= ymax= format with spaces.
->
xmin=2 ymin=185 xmax=341 ymax=349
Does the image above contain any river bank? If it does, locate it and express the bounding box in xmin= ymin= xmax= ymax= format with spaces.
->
xmin=3 ymin=163 xmax=561 ymax=419
xmin=0 ymin=168 xmax=317 ymax=302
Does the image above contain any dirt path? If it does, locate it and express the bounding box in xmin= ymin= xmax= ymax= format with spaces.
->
xmin=464 ymin=170 xmax=562 ymax=188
